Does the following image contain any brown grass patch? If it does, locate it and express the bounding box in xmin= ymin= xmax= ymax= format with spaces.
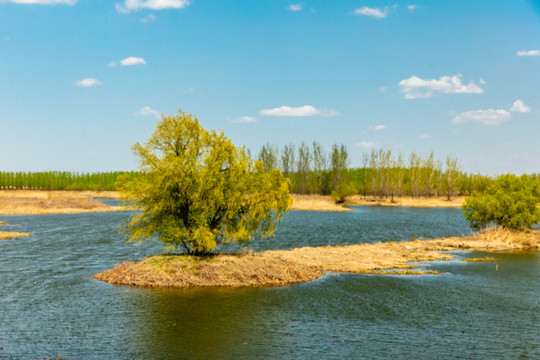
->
xmin=289 ymin=194 xmax=465 ymax=212
xmin=345 ymin=195 xmax=465 ymax=208
xmin=427 ymin=227 xmax=540 ymax=251
xmin=95 ymin=228 xmax=539 ymax=288
xmin=290 ymin=194 xmax=351 ymax=212
xmin=461 ymin=257 xmax=501 ymax=262
xmin=0 ymin=190 xmax=126 ymax=215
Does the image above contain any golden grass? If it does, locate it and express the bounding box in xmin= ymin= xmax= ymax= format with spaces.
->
xmin=290 ymin=194 xmax=352 ymax=211
xmin=431 ymin=227 xmax=540 ymax=250
xmin=291 ymin=194 xmax=465 ymax=211
xmin=94 ymin=228 xmax=539 ymax=288
xmin=461 ymin=257 xmax=501 ymax=262
xmin=0 ymin=190 xmax=126 ymax=215
xmin=0 ymin=191 xmax=463 ymax=214
xmin=345 ymin=195 xmax=465 ymax=208
xmin=0 ymin=231 xmax=30 ymax=240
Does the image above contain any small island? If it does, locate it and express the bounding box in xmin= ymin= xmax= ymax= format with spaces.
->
xmin=95 ymin=228 xmax=539 ymax=288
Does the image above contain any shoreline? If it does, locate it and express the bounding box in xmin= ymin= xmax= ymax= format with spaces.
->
xmin=0 ymin=190 xmax=466 ymax=215
xmin=0 ymin=190 xmax=126 ymax=215
xmin=94 ymin=228 xmax=539 ymax=288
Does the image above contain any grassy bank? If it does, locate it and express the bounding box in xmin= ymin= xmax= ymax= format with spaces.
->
xmin=0 ymin=190 xmax=124 ymax=215
xmin=0 ymin=190 xmax=466 ymax=214
xmin=288 ymin=194 xmax=464 ymax=211
xmin=94 ymin=228 xmax=539 ymax=288
xmin=345 ymin=195 xmax=465 ymax=208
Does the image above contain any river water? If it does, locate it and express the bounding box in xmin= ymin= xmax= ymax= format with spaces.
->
xmin=0 ymin=207 xmax=538 ymax=359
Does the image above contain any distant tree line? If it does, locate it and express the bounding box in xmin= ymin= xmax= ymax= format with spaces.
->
xmin=256 ymin=143 xmax=535 ymax=201
xmin=2 ymin=146 xmax=537 ymax=203
xmin=0 ymin=171 xmax=137 ymax=191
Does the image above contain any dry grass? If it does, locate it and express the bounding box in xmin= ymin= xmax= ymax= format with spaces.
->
xmin=290 ymin=194 xmax=465 ymax=212
xmin=96 ymin=253 xmax=323 ymax=287
xmin=428 ymin=227 xmax=540 ymax=251
xmin=0 ymin=191 xmax=463 ymax=214
xmin=0 ymin=190 xmax=126 ymax=215
xmin=95 ymin=228 xmax=539 ymax=288
xmin=345 ymin=195 xmax=465 ymax=208
xmin=0 ymin=231 xmax=30 ymax=240
xmin=290 ymin=194 xmax=351 ymax=212
xmin=461 ymin=257 xmax=501 ymax=262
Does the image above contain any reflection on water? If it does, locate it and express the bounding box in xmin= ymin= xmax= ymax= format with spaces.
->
xmin=0 ymin=208 xmax=538 ymax=359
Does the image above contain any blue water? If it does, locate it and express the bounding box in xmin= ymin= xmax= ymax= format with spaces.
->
xmin=0 ymin=207 xmax=538 ymax=359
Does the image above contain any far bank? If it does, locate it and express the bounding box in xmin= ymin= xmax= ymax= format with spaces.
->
xmin=0 ymin=190 xmax=465 ymax=215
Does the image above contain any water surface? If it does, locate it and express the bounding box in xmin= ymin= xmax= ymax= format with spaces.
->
xmin=0 ymin=208 xmax=538 ymax=359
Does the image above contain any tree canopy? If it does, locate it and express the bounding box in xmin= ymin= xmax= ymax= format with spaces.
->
xmin=118 ymin=112 xmax=291 ymax=254
xmin=461 ymin=174 xmax=540 ymax=230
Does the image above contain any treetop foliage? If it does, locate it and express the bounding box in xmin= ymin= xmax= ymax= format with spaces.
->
xmin=118 ymin=111 xmax=292 ymax=254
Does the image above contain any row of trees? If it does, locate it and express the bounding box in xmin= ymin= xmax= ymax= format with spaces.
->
xmin=257 ymin=142 xmax=348 ymax=195
xmin=1 ymin=146 xmax=534 ymax=207
xmin=257 ymin=143 xmax=495 ymax=200
xmin=0 ymin=171 xmax=136 ymax=191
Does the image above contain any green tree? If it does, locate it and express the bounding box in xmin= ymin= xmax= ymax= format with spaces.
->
xmin=296 ymin=142 xmax=311 ymax=194
xmin=118 ymin=112 xmax=292 ymax=254
xmin=443 ymin=156 xmax=460 ymax=200
xmin=258 ymin=143 xmax=279 ymax=172
xmin=462 ymin=174 xmax=540 ymax=230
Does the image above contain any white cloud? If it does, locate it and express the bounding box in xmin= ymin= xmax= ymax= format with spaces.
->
xmin=510 ymin=99 xmax=531 ymax=113
xmin=356 ymin=141 xmax=376 ymax=148
xmin=260 ymin=105 xmax=338 ymax=117
xmin=135 ymin=106 xmax=160 ymax=118
xmin=76 ymin=78 xmax=102 ymax=87
xmin=140 ymin=14 xmax=156 ymax=23
xmin=374 ymin=125 xmax=387 ymax=130
xmin=452 ymin=109 xmax=511 ymax=125
xmin=516 ymin=50 xmax=540 ymax=56
xmin=419 ymin=134 xmax=431 ymax=139
xmin=8 ymin=0 xmax=76 ymax=4
xmin=288 ymin=3 xmax=302 ymax=11
xmin=354 ymin=6 xmax=388 ymax=18
xmin=116 ymin=0 xmax=190 ymax=13
xmin=120 ymin=56 xmax=146 ymax=66
xmin=108 ymin=61 xmax=117 ymax=67
xmin=230 ymin=116 xmax=257 ymax=123
xmin=399 ymin=74 xmax=484 ymax=99
xmin=379 ymin=87 xmax=386 ymax=93
xmin=407 ymin=4 xmax=418 ymax=11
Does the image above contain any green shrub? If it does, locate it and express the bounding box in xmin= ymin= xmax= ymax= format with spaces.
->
xmin=462 ymin=174 xmax=540 ymax=230
xmin=331 ymin=182 xmax=356 ymax=204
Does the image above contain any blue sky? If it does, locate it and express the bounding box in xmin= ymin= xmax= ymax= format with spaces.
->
xmin=1 ymin=0 xmax=539 ymax=175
